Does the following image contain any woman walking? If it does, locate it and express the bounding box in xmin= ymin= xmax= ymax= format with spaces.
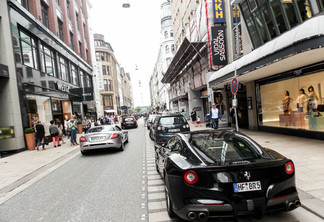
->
xmin=56 ymin=120 xmax=65 ymax=144
xmin=49 ymin=120 xmax=61 ymax=147
xmin=68 ymin=119 xmax=78 ymax=146
xmin=35 ymin=121 xmax=46 ymax=150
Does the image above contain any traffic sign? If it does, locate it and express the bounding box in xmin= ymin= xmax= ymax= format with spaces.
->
xmin=231 ymin=78 xmax=238 ymax=94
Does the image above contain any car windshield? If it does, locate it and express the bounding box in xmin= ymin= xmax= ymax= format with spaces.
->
xmin=189 ymin=132 xmax=262 ymax=164
xmin=87 ymin=126 xmax=115 ymax=133
xmin=125 ymin=117 xmax=134 ymax=121
xmin=159 ymin=116 xmax=186 ymax=125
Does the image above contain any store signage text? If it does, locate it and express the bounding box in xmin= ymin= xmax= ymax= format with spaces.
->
xmin=211 ymin=26 xmax=227 ymax=66
xmin=213 ymin=0 xmax=225 ymax=24
xmin=56 ymin=82 xmax=70 ymax=93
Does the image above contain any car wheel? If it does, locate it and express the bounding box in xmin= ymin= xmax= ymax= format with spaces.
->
xmin=149 ymin=131 xmax=154 ymax=141
xmin=125 ymin=135 xmax=129 ymax=144
xmin=119 ymin=141 xmax=125 ymax=151
xmin=165 ymin=187 xmax=176 ymax=218
xmin=81 ymin=150 xmax=87 ymax=155
xmin=155 ymin=154 xmax=160 ymax=174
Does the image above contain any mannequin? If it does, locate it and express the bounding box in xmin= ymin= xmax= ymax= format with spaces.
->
xmin=282 ymin=90 xmax=293 ymax=115
xmin=296 ymin=88 xmax=308 ymax=112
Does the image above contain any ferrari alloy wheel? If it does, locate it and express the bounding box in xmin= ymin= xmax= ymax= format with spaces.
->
xmin=165 ymin=188 xmax=176 ymax=218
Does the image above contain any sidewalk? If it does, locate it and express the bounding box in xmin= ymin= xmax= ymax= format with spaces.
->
xmin=0 ymin=134 xmax=81 ymax=204
xmin=189 ymin=122 xmax=324 ymax=219
xmin=0 ymin=124 xmax=324 ymax=219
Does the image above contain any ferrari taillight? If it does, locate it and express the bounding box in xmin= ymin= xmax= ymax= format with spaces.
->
xmin=184 ymin=170 xmax=198 ymax=184
xmin=80 ymin=137 xmax=87 ymax=142
xmin=285 ymin=161 xmax=294 ymax=175
xmin=110 ymin=133 xmax=119 ymax=139
xmin=183 ymin=124 xmax=190 ymax=128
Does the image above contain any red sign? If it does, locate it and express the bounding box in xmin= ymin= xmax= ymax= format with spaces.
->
xmin=231 ymin=78 xmax=238 ymax=94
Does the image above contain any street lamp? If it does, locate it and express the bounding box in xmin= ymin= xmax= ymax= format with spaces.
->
xmin=122 ymin=0 xmax=130 ymax=8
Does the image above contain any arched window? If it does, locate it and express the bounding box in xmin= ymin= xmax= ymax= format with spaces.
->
xmin=165 ymin=45 xmax=170 ymax=53
xmin=170 ymin=30 xmax=173 ymax=37
xmin=171 ymin=44 xmax=175 ymax=52
xmin=164 ymin=31 xmax=168 ymax=39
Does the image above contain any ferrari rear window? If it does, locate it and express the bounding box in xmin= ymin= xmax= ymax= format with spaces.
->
xmin=87 ymin=126 xmax=115 ymax=133
xmin=159 ymin=116 xmax=186 ymax=125
xmin=190 ymin=132 xmax=262 ymax=164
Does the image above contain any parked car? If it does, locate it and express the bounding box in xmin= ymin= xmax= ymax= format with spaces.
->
xmin=150 ymin=113 xmax=190 ymax=144
xmin=121 ymin=116 xmax=138 ymax=129
xmin=146 ymin=114 xmax=160 ymax=130
xmin=79 ymin=125 xmax=128 ymax=155
xmin=155 ymin=129 xmax=300 ymax=221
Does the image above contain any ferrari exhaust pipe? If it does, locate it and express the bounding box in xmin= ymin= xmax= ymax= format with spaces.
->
xmin=198 ymin=212 xmax=207 ymax=221
xmin=287 ymin=201 xmax=296 ymax=211
xmin=187 ymin=212 xmax=197 ymax=220
xmin=294 ymin=200 xmax=301 ymax=208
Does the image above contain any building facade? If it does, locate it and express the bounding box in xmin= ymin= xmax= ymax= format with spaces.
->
xmin=208 ymin=0 xmax=324 ymax=139
xmin=93 ymin=34 xmax=120 ymax=117
xmin=1 ymin=0 xmax=94 ymax=152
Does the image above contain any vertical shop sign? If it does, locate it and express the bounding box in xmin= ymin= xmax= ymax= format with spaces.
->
xmin=213 ymin=0 xmax=225 ymax=23
xmin=211 ymin=26 xmax=227 ymax=66
xmin=94 ymin=62 xmax=103 ymax=90
xmin=232 ymin=5 xmax=240 ymax=24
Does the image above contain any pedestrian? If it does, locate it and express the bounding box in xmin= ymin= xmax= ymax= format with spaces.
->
xmin=90 ymin=118 xmax=95 ymax=128
xmin=35 ymin=120 xmax=46 ymax=150
xmin=64 ymin=115 xmax=69 ymax=138
xmin=82 ymin=116 xmax=90 ymax=133
xmin=114 ymin=115 xmax=119 ymax=124
xmin=196 ymin=116 xmax=202 ymax=127
xmin=209 ymin=103 xmax=222 ymax=129
xmin=191 ymin=108 xmax=197 ymax=126
xmin=68 ymin=119 xmax=78 ymax=146
xmin=56 ymin=120 xmax=65 ymax=144
xmin=49 ymin=120 xmax=60 ymax=147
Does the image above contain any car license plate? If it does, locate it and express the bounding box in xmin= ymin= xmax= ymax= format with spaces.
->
xmin=90 ymin=136 xmax=105 ymax=142
xmin=169 ymin=129 xmax=180 ymax=132
xmin=233 ymin=181 xmax=261 ymax=193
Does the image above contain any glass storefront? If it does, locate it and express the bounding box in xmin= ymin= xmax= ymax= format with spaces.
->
xmin=26 ymin=94 xmax=52 ymax=135
xmin=258 ymin=72 xmax=324 ymax=132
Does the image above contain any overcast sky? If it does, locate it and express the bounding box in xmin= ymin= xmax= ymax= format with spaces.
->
xmin=90 ymin=0 xmax=163 ymax=107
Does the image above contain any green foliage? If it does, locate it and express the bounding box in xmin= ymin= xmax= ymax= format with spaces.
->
xmin=135 ymin=106 xmax=142 ymax=113
xmin=24 ymin=128 xmax=35 ymax=134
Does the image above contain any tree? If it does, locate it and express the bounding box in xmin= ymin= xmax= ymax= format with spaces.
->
xmin=135 ymin=106 xmax=142 ymax=113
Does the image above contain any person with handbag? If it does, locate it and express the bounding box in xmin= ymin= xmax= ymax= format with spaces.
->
xmin=49 ymin=120 xmax=61 ymax=147
xmin=35 ymin=121 xmax=46 ymax=150
xmin=68 ymin=119 xmax=78 ymax=146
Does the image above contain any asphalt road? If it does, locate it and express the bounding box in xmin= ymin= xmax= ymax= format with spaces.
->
xmin=0 ymin=122 xmax=146 ymax=222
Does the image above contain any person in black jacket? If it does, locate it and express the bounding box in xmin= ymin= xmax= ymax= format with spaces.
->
xmin=35 ymin=121 xmax=46 ymax=151
xmin=49 ymin=120 xmax=61 ymax=147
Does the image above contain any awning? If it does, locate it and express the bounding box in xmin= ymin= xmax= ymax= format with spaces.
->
xmin=162 ymin=38 xmax=207 ymax=83
xmin=104 ymin=110 xmax=117 ymax=113
xmin=170 ymin=93 xmax=188 ymax=102
xmin=208 ymin=15 xmax=324 ymax=88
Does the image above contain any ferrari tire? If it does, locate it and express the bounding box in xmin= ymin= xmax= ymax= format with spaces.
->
xmin=165 ymin=188 xmax=176 ymax=218
xmin=119 ymin=142 xmax=125 ymax=151
xmin=149 ymin=131 xmax=154 ymax=141
xmin=81 ymin=150 xmax=87 ymax=155
xmin=125 ymin=135 xmax=129 ymax=144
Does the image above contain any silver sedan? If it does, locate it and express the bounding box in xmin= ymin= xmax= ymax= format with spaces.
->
xmin=79 ymin=125 xmax=128 ymax=155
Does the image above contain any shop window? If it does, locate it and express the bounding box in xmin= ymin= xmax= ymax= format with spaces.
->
xmin=281 ymin=0 xmax=299 ymax=28
xmin=295 ymin=0 xmax=313 ymax=21
xmin=269 ymin=0 xmax=289 ymax=34
xmin=258 ymin=0 xmax=278 ymax=39
xmin=258 ymin=72 xmax=324 ymax=132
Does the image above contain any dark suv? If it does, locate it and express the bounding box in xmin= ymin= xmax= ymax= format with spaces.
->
xmin=121 ymin=116 xmax=138 ymax=129
xmin=150 ymin=113 xmax=190 ymax=144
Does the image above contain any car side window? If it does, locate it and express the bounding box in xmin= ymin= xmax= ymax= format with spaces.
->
xmin=166 ymin=137 xmax=181 ymax=152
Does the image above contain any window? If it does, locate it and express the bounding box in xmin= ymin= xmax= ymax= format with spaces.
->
xmin=101 ymin=52 xmax=105 ymax=61
xmin=295 ymin=0 xmax=313 ymax=21
xmin=79 ymin=42 xmax=82 ymax=57
xmin=258 ymin=0 xmax=278 ymax=39
xmin=70 ymin=32 xmax=74 ymax=50
xmin=282 ymin=0 xmax=299 ymax=28
xmin=96 ymin=52 xmax=100 ymax=61
xmin=107 ymin=66 xmax=110 ymax=75
xmin=108 ymin=80 xmax=113 ymax=91
xmin=105 ymin=53 xmax=109 ymax=61
xmin=102 ymin=65 xmax=106 ymax=75
xmin=40 ymin=43 xmax=56 ymax=76
xmin=58 ymin=20 xmax=63 ymax=40
xmin=41 ymin=2 xmax=49 ymax=28
xmin=170 ymin=30 xmax=173 ymax=37
xmin=71 ymin=64 xmax=79 ymax=85
xmin=86 ymin=49 xmax=88 ymax=62
xmin=164 ymin=31 xmax=168 ymax=38
xmin=19 ymin=30 xmax=39 ymax=69
xmin=104 ymin=79 xmax=108 ymax=91
xmin=76 ymin=13 xmax=79 ymax=30
xmin=80 ymin=70 xmax=85 ymax=87
xmin=269 ymin=0 xmax=288 ymax=34
xmin=58 ymin=56 xmax=69 ymax=82
xmin=171 ymin=44 xmax=175 ymax=52
xmin=86 ymin=74 xmax=91 ymax=87
xmin=67 ymin=0 xmax=71 ymax=19
xmin=318 ymin=0 xmax=324 ymax=11
xmin=165 ymin=45 xmax=170 ymax=53
xmin=103 ymin=95 xmax=113 ymax=106
xmin=17 ymin=0 xmax=28 ymax=9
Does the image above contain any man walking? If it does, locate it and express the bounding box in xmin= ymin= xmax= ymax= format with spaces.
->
xmin=82 ymin=116 xmax=90 ymax=133
xmin=209 ymin=103 xmax=222 ymax=129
